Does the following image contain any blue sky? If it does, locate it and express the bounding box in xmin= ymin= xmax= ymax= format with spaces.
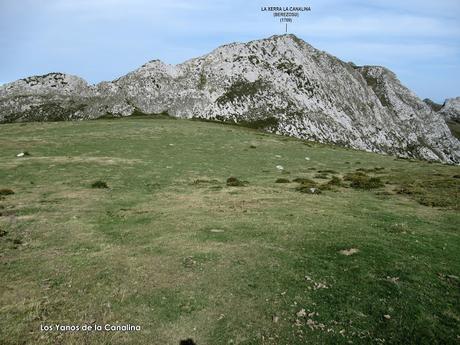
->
xmin=1 ymin=0 xmax=459 ymax=102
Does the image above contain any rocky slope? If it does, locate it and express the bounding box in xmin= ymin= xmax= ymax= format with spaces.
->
xmin=439 ymin=97 xmax=460 ymax=121
xmin=1 ymin=34 xmax=459 ymax=163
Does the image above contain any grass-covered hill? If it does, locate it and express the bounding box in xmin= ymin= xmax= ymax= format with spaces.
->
xmin=0 ymin=117 xmax=459 ymax=344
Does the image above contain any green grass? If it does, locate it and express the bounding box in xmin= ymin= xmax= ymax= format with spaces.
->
xmin=0 ymin=117 xmax=459 ymax=345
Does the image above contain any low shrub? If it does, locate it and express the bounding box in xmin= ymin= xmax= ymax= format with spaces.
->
xmin=275 ymin=178 xmax=290 ymax=183
xmin=0 ymin=189 xmax=14 ymax=196
xmin=343 ymin=171 xmax=367 ymax=181
xmin=319 ymin=183 xmax=333 ymax=191
xmin=293 ymin=178 xmax=317 ymax=188
xmin=314 ymin=173 xmax=329 ymax=179
xmin=318 ymin=170 xmax=338 ymax=174
xmin=91 ymin=180 xmax=109 ymax=189
xmin=417 ymin=196 xmax=451 ymax=208
xmin=296 ymin=186 xmax=322 ymax=194
xmin=356 ymin=167 xmax=386 ymax=173
xmin=226 ymin=177 xmax=246 ymax=187
xmin=344 ymin=172 xmax=384 ymax=189
xmin=192 ymin=179 xmax=219 ymax=185
xmin=328 ymin=176 xmax=343 ymax=186
xmin=395 ymin=186 xmax=417 ymax=195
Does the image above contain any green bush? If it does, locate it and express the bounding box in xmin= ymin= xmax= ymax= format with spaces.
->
xmin=296 ymin=186 xmax=322 ymax=194
xmin=0 ymin=189 xmax=14 ymax=196
xmin=318 ymin=169 xmax=338 ymax=174
xmin=226 ymin=177 xmax=246 ymax=187
xmin=91 ymin=181 xmax=109 ymax=189
xmin=314 ymin=173 xmax=329 ymax=179
xmin=275 ymin=178 xmax=290 ymax=183
xmin=344 ymin=172 xmax=384 ymax=189
xmin=328 ymin=176 xmax=343 ymax=186
xmin=293 ymin=178 xmax=317 ymax=188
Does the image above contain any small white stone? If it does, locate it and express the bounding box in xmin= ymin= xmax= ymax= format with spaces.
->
xmin=296 ymin=309 xmax=307 ymax=317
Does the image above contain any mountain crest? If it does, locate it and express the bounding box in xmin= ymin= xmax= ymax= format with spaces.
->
xmin=0 ymin=35 xmax=459 ymax=163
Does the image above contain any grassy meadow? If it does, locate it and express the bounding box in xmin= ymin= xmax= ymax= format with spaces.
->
xmin=0 ymin=117 xmax=459 ymax=344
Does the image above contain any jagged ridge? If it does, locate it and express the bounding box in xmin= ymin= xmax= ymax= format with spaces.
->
xmin=0 ymin=34 xmax=459 ymax=163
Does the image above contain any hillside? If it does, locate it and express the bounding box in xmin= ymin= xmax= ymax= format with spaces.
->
xmin=1 ymin=35 xmax=459 ymax=163
xmin=0 ymin=117 xmax=459 ymax=344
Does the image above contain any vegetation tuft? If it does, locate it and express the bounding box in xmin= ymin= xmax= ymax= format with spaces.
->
xmin=237 ymin=116 xmax=279 ymax=130
xmin=293 ymin=177 xmax=317 ymax=188
xmin=226 ymin=177 xmax=246 ymax=187
xmin=0 ymin=189 xmax=14 ymax=196
xmin=318 ymin=169 xmax=338 ymax=174
xmin=314 ymin=173 xmax=329 ymax=179
xmin=275 ymin=178 xmax=290 ymax=183
xmin=296 ymin=185 xmax=322 ymax=194
xmin=328 ymin=176 xmax=343 ymax=186
xmin=91 ymin=180 xmax=109 ymax=189
xmin=216 ymin=79 xmax=267 ymax=105
xmin=344 ymin=172 xmax=384 ymax=189
xmin=395 ymin=177 xmax=459 ymax=208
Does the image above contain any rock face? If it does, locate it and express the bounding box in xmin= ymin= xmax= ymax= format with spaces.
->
xmin=423 ymin=99 xmax=443 ymax=112
xmin=1 ymin=34 xmax=459 ymax=163
xmin=439 ymin=97 xmax=460 ymax=121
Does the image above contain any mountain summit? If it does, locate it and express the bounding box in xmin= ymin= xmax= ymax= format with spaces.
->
xmin=1 ymin=34 xmax=459 ymax=163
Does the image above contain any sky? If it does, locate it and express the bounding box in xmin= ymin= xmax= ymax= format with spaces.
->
xmin=0 ymin=0 xmax=459 ymax=103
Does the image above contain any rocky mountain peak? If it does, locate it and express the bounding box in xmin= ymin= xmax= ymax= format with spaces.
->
xmin=439 ymin=97 xmax=460 ymax=121
xmin=0 ymin=73 xmax=89 ymax=97
xmin=0 ymin=35 xmax=459 ymax=163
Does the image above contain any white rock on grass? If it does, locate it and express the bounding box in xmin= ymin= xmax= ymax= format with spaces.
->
xmin=296 ymin=309 xmax=307 ymax=317
xmin=339 ymin=248 xmax=359 ymax=256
